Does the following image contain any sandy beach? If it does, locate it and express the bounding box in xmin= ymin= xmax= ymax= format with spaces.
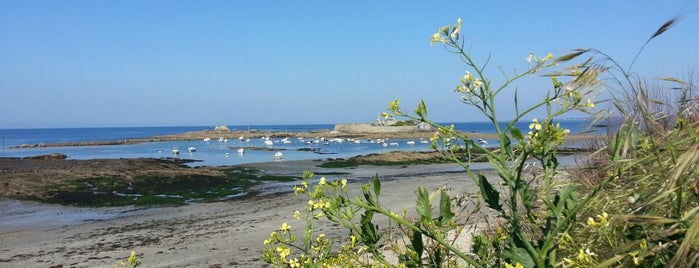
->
xmin=0 ymin=158 xmax=503 ymax=268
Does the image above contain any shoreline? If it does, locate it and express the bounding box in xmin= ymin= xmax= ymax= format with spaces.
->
xmin=0 ymin=153 xmax=589 ymax=267
xmin=8 ymin=128 xmax=602 ymax=149
xmin=0 ymin=160 xmax=484 ymax=267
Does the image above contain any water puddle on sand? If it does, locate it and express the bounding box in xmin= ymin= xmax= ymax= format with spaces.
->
xmin=0 ymin=199 xmax=138 ymax=233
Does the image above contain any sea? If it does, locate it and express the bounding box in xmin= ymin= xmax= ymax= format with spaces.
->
xmin=0 ymin=120 xmax=598 ymax=167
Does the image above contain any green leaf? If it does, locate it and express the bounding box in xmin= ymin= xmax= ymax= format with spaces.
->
xmin=360 ymin=210 xmax=380 ymax=246
xmin=477 ymin=174 xmax=502 ymax=211
xmin=410 ymin=228 xmax=424 ymax=265
xmin=509 ymin=126 xmax=524 ymax=143
xmin=416 ymin=187 xmax=432 ymax=224
xmin=414 ymin=100 xmax=428 ymax=121
xmin=438 ymin=190 xmax=455 ymax=227
xmin=362 ymin=183 xmax=375 ymax=207
xmin=504 ymin=247 xmax=535 ymax=268
xmin=373 ymin=174 xmax=381 ymax=202
xmin=551 ymin=49 xmax=588 ymax=64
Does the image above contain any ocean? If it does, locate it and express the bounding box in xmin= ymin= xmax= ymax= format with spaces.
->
xmin=0 ymin=120 xmax=597 ymax=166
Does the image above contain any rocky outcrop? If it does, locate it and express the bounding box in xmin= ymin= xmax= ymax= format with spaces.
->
xmin=26 ymin=153 xmax=68 ymax=160
xmin=213 ymin=125 xmax=231 ymax=132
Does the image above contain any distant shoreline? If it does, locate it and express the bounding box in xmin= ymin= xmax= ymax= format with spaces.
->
xmin=9 ymin=128 xmax=601 ymax=149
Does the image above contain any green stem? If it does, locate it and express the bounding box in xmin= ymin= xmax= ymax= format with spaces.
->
xmin=352 ymin=201 xmax=484 ymax=268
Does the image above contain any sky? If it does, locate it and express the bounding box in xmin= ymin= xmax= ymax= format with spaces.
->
xmin=1 ymin=1 xmax=697 ymax=128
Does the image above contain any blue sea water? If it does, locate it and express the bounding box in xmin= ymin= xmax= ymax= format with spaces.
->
xmin=0 ymin=120 xmax=597 ymax=166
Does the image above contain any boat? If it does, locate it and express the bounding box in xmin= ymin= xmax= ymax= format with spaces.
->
xmin=172 ymin=147 xmax=180 ymax=155
xmin=406 ymin=140 xmax=415 ymax=145
xmin=187 ymin=147 xmax=197 ymax=152
xmin=237 ymin=148 xmax=245 ymax=154
xmin=272 ymin=151 xmax=284 ymax=160
xmin=477 ymin=139 xmax=488 ymax=145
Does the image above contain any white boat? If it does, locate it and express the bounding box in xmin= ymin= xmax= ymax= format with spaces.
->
xmin=203 ymin=138 xmax=211 ymax=142
xmin=188 ymin=147 xmax=197 ymax=152
xmin=172 ymin=147 xmax=180 ymax=155
xmin=477 ymin=139 xmax=488 ymax=145
xmin=237 ymin=148 xmax=245 ymax=154
xmin=406 ymin=140 xmax=415 ymax=145
xmin=420 ymin=138 xmax=429 ymax=144
xmin=263 ymin=140 xmax=274 ymax=146
xmin=272 ymin=151 xmax=284 ymax=160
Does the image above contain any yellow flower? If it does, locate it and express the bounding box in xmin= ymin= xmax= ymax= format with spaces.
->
xmin=505 ymin=262 xmax=524 ymax=268
xmin=280 ymin=223 xmax=290 ymax=234
xmin=293 ymin=210 xmax=302 ymax=220
xmin=340 ymin=179 xmax=347 ymax=189
xmin=389 ymin=99 xmax=400 ymax=113
xmin=289 ymin=258 xmax=300 ymax=268
xmin=276 ymin=246 xmax=291 ymax=260
xmin=587 ymin=217 xmax=598 ymax=227
xmin=585 ymin=98 xmax=595 ymax=108
xmin=529 ymin=119 xmax=542 ymax=131
xmin=350 ymin=235 xmax=356 ymax=247
xmin=319 ymin=177 xmax=326 ymax=185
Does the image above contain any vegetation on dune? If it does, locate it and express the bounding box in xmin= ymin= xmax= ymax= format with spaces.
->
xmin=262 ymin=14 xmax=699 ymax=268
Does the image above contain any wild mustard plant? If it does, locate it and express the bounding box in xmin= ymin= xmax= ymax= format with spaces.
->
xmin=115 ymin=251 xmax=141 ymax=268
xmin=387 ymin=17 xmax=606 ymax=267
xmin=263 ymin=15 xmax=692 ymax=267
xmin=263 ymin=171 xmax=368 ymax=267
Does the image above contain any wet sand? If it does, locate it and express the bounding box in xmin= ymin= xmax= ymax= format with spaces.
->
xmin=0 ymin=159 xmax=497 ymax=267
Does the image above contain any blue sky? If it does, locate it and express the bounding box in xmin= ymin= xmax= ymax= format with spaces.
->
xmin=1 ymin=1 xmax=697 ymax=128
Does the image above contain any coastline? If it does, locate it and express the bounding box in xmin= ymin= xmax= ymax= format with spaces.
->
xmin=8 ymin=128 xmax=601 ymax=149
xmin=0 ymin=153 xmax=588 ymax=267
xmin=0 ymin=160 xmax=481 ymax=267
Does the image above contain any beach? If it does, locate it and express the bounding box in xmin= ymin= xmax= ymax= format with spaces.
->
xmin=0 ymin=158 xmax=501 ymax=268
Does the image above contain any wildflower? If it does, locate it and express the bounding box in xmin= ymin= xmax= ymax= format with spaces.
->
xmin=596 ymin=212 xmax=609 ymax=227
xmin=293 ymin=210 xmax=302 ymax=220
xmin=505 ymin=262 xmax=524 ymax=268
xmin=319 ymin=177 xmax=326 ymax=185
xmin=529 ymin=119 xmax=542 ymax=131
xmin=585 ymin=98 xmax=595 ymax=108
xmin=496 ymin=227 xmax=507 ymax=241
xmin=276 ymin=245 xmax=291 ymax=260
xmin=449 ymin=27 xmax=460 ymax=39
xmin=576 ymin=248 xmax=595 ymax=264
xmin=293 ymin=186 xmax=305 ymax=195
xmin=350 ymin=235 xmax=356 ymax=247
xmin=280 ymin=223 xmax=291 ymax=234
xmin=389 ymin=99 xmax=400 ymax=113
xmin=473 ymin=78 xmax=483 ymax=89
xmin=289 ymin=258 xmax=301 ymax=268
xmin=527 ymin=52 xmax=534 ymax=63
xmin=587 ymin=217 xmax=598 ymax=227
xmin=340 ymin=179 xmax=347 ymax=189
